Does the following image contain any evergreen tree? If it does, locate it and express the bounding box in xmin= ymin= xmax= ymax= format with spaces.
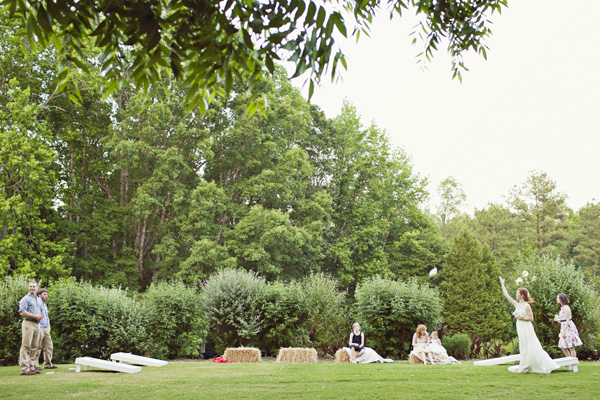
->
xmin=441 ymin=229 xmax=511 ymax=347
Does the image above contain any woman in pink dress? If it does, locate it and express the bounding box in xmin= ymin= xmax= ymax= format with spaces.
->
xmin=553 ymin=293 xmax=583 ymax=357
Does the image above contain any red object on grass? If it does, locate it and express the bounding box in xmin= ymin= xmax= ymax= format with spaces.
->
xmin=213 ymin=356 xmax=232 ymax=363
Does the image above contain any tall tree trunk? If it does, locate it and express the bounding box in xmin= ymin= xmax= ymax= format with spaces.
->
xmin=137 ymin=217 xmax=147 ymax=283
xmin=120 ymin=169 xmax=129 ymax=250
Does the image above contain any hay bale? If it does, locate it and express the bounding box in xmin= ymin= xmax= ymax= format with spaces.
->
xmin=335 ymin=348 xmax=350 ymax=363
xmin=223 ymin=347 xmax=261 ymax=363
xmin=276 ymin=348 xmax=318 ymax=363
xmin=409 ymin=352 xmax=424 ymax=364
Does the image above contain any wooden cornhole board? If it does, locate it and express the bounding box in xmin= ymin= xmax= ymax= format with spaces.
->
xmin=74 ymin=357 xmax=141 ymax=373
xmin=110 ymin=352 xmax=168 ymax=367
xmin=474 ymin=355 xmax=579 ymax=372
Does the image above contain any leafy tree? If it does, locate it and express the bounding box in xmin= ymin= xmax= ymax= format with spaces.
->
xmin=436 ymin=176 xmax=466 ymax=238
xmin=0 ymin=79 xmax=70 ymax=281
xmin=440 ymin=228 xmax=511 ymax=352
xmin=52 ymin=69 xmax=216 ymax=288
xmin=387 ymin=210 xmax=446 ymax=282
xmin=507 ymin=171 xmax=572 ymax=258
xmin=320 ymin=101 xmax=436 ymax=292
xmin=177 ymin=68 xmax=330 ymax=284
xmin=48 ymin=68 xmax=125 ymax=287
xmin=1 ymin=9 xmax=448 ymax=292
xmin=0 ymin=15 xmax=70 ymax=281
xmin=572 ymin=201 xmax=600 ymax=289
xmin=223 ymin=205 xmax=322 ymax=281
xmin=4 ymin=0 xmax=508 ymax=111
xmin=469 ymin=203 xmax=521 ymax=273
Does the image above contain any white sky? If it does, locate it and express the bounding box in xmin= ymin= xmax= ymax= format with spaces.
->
xmin=290 ymin=0 xmax=600 ymax=214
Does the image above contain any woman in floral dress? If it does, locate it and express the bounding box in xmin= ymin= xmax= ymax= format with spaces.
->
xmin=554 ymin=293 xmax=583 ymax=358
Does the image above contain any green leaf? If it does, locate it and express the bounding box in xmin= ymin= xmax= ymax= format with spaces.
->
xmin=331 ymin=12 xmax=347 ymax=37
xmin=305 ymin=2 xmax=316 ymax=25
xmin=316 ymin=7 xmax=326 ymax=28
xmin=308 ymin=79 xmax=315 ymax=100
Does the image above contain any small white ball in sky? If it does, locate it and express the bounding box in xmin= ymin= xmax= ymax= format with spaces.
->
xmin=429 ymin=267 xmax=438 ymax=277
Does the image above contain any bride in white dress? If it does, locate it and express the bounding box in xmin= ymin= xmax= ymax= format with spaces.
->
xmin=499 ymin=277 xmax=559 ymax=374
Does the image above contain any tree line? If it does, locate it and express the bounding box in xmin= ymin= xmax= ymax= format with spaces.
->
xmin=437 ymin=173 xmax=600 ymax=288
xmin=1 ymin=11 xmax=599 ymax=294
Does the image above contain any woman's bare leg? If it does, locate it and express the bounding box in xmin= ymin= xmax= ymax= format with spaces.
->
xmin=427 ymin=352 xmax=435 ymax=365
xmin=560 ymin=348 xmax=570 ymax=357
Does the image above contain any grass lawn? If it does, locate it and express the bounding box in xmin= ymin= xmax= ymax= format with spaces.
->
xmin=1 ymin=359 xmax=599 ymax=399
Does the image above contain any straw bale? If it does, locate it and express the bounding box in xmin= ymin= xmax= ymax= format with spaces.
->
xmin=334 ymin=348 xmax=350 ymax=363
xmin=276 ymin=347 xmax=318 ymax=363
xmin=223 ymin=347 xmax=261 ymax=363
xmin=409 ymin=353 xmax=424 ymax=364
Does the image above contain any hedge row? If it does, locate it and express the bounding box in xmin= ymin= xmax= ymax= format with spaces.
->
xmin=1 ymin=271 xmax=442 ymax=364
xmin=0 ymin=277 xmax=207 ymax=364
xmin=4 ymin=256 xmax=598 ymax=364
xmin=199 ymin=270 xmax=442 ymax=358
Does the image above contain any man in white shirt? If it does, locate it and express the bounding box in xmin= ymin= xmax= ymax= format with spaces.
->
xmin=18 ymin=281 xmax=44 ymax=375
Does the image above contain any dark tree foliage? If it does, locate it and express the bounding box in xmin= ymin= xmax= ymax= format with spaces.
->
xmin=2 ymin=0 xmax=508 ymax=112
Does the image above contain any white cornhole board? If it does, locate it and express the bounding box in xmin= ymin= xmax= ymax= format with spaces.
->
xmin=553 ymin=356 xmax=579 ymax=372
xmin=474 ymin=355 xmax=579 ymax=372
xmin=74 ymin=357 xmax=141 ymax=373
xmin=110 ymin=352 xmax=168 ymax=367
xmin=474 ymin=354 xmax=521 ymax=366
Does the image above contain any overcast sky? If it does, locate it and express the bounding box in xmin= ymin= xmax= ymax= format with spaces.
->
xmin=290 ymin=0 xmax=600 ymax=214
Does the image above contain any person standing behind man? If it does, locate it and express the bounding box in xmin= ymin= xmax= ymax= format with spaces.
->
xmin=32 ymin=288 xmax=57 ymax=370
xmin=18 ymin=281 xmax=44 ymax=375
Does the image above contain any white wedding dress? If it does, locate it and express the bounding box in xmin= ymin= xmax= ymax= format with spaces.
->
xmin=509 ymin=303 xmax=559 ymax=374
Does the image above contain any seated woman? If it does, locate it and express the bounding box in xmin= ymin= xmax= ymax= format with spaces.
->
xmin=412 ymin=324 xmax=436 ymax=365
xmin=348 ymin=322 xmax=365 ymax=363
xmin=428 ymin=331 xmax=447 ymax=362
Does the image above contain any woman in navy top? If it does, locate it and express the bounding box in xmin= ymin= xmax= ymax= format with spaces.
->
xmin=349 ymin=322 xmax=365 ymax=363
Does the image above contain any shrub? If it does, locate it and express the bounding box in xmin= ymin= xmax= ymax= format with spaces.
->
xmin=254 ymin=281 xmax=307 ymax=355
xmin=143 ymin=281 xmax=209 ymax=359
xmin=297 ymin=273 xmax=347 ymax=356
xmin=355 ymin=276 xmax=442 ymax=359
xmin=50 ymin=279 xmax=150 ymax=362
xmin=0 ymin=275 xmax=30 ymax=365
xmin=443 ymin=334 xmax=471 ymax=359
xmin=511 ymin=255 xmax=600 ymax=357
xmin=200 ymin=268 xmax=266 ymax=353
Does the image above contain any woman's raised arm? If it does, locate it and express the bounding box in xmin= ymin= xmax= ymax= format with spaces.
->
xmin=499 ymin=276 xmax=517 ymax=306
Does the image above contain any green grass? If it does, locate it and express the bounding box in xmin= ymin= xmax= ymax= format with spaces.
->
xmin=1 ymin=360 xmax=599 ymax=399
